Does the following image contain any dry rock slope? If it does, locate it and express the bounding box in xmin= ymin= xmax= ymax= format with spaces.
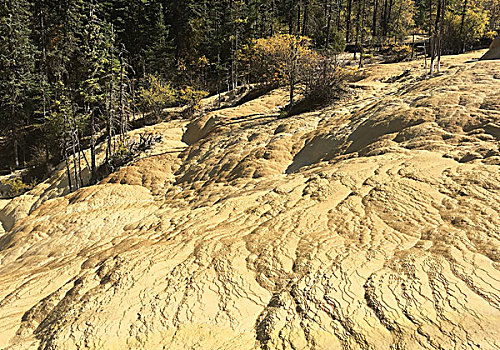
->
xmin=0 ymin=51 xmax=499 ymax=350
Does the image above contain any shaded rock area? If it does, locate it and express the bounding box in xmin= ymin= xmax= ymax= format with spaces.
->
xmin=480 ymin=36 xmax=500 ymax=61
xmin=0 ymin=50 xmax=499 ymax=350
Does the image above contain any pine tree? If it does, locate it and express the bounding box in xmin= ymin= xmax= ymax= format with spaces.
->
xmin=0 ymin=0 xmax=37 ymax=168
xmin=80 ymin=0 xmax=114 ymax=183
xmin=1 ymin=0 xmax=498 ymax=180
xmin=143 ymin=3 xmax=172 ymax=77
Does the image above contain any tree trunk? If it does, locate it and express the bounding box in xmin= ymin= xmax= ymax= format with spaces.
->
xmin=289 ymin=39 xmax=297 ymax=110
xmin=358 ymin=0 xmax=366 ymax=67
xmin=430 ymin=0 xmax=443 ymax=74
xmin=270 ymin=0 xmax=276 ymax=35
xmin=411 ymin=32 xmax=415 ymax=60
xmin=10 ymin=101 xmax=20 ymax=169
xmin=230 ymin=0 xmax=237 ymax=90
xmin=297 ymin=1 xmax=301 ymax=33
xmin=325 ymin=0 xmax=333 ymax=49
xmin=70 ymin=119 xmax=79 ymax=190
xmin=459 ymin=0 xmax=468 ymax=52
xmin=437 ymin=0 xmax=446 ymax=72
xmin=372 ymin=0 xmax=378 ymax=37
xmin=13 ymin=130 xmax=19 ymax=169
xmin=386 ymin=0 xmax=393 ymax=37
xmin=424 ymin=41 xmax=428 ymax=69
xmin=336 ymin=0 xmax=342 ymax=31
xmin=289 ymin=0 xmax=296 ymax=34
xmin=232 ymin=20 xmax=239 ymax=90
xmin=428 ymin=0 xmax=433 ymax=39
xmin=90 ymin=108 xmax=96 ymax=184
xmin=106 ymin=81 xmax=113 ymax=163
xmin=77 ymin=137 xmax=83 ymax=188
xmin=119 ymin=56 xmax=126 ymax=141
xmin=355 ymin=0 xmax=363 ymax=59
xmin=64 ymin=147 xmax=72 ymax=192
xmin=430 ymin=36 xmax=435 ymax=74
xmin=302 ymin=0 xmax=310 ymax=36
xmin=346 ymin=0 xmax=352 ymax=42
xmin=382 ymin=0 xmax=388 ymax=37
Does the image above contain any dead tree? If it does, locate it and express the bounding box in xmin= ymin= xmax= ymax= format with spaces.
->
xmin=430 ymin=0 xmax=444 ymax=74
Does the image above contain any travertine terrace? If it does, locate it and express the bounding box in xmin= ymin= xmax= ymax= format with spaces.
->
xmin=0 ymin=51 xmax=499 ymax=349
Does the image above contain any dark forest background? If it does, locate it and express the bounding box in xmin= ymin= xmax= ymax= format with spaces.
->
xmin=0 ymin=0 xmax=498 ymax=192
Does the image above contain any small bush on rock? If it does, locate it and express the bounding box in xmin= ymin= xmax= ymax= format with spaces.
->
xmin=241 ymin=34 xmax=352 ymax=114
xmin=138 ymin=74 xmax=177 ymax=119
xmin=138 ymin=75 xmax=208 ymax=119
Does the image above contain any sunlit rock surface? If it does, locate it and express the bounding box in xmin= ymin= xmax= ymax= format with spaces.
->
xmin=0 ymin=51 xmax=499 ymax=349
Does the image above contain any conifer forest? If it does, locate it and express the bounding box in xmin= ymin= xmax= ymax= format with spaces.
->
xmin=0 ymin=0 xmax=498 ymax=190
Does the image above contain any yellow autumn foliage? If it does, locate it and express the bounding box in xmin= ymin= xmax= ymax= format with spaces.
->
xmin=240 ymin=34 xmax=352 ymax=104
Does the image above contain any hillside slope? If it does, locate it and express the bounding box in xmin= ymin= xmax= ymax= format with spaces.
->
xmin=0 ymin=51 xmax=499 ymax=350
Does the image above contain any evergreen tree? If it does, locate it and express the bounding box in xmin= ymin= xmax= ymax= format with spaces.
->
xmin=0 ymin=0 xmax=497 ymax=183
xmin=0 ymin=0 xmax=36 ymax=168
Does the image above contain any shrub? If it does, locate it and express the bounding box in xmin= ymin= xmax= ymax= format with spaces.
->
xmin=178 ymin=86 xmax=209 ymax=111
xmin=443 ymin=5 xmax=490 ymax=53
xmin=137 ymin=74 xmax=177 ymax=119
xmin=485 ymin=31 xmax=498 ymax=40
xmin=243 ymin=34 xmax=315 ymax=88
xmin=138 ymin=74 xmax=208 ymax=119
xmin=391 ymin=44 xmax=413 ymax=61
xmin=1 ymin=178 xmax=31 ymax=197
xmin=241 ymin=34 xmax=351 ymax=112
xmin=302 ymin=58 xmax=354 ymax=103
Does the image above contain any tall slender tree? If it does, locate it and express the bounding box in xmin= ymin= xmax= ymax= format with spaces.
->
xmin=0 ymin=0 xmax=36 ymax=168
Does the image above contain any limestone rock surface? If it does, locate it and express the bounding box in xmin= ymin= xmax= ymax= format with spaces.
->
xmin=0 ymin=51 xmax=499 ymax=350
